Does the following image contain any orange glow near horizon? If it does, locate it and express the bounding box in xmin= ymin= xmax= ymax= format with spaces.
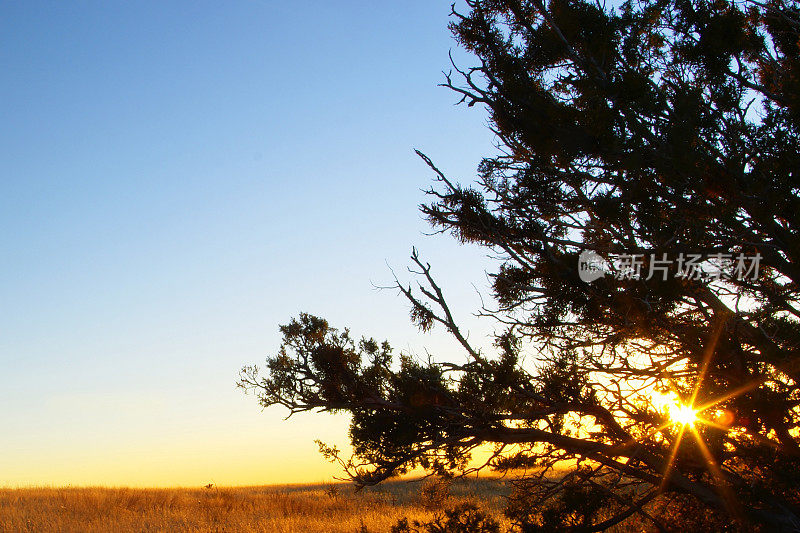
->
xmin=0 ymin=442 xmax=344 ymax=489
xmin=0 ymin=406 xmax=353 ymax=488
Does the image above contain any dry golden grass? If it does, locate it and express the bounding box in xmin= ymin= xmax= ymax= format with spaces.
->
xmin=0 ymin=478 xmax=510 ymax=532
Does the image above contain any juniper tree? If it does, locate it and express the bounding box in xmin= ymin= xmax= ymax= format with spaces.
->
xmin=240 ymin=0 xmax=800 ymax=529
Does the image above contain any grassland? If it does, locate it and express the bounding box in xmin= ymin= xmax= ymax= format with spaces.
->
xmin=0 ymin=478 xmax=511 ymax=532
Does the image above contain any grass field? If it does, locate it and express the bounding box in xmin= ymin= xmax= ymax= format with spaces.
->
xmin=0 ymin=478 xmax=511 ymax=532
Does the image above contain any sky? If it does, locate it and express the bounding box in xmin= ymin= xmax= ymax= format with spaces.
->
xmin=0 ymin=1 xmax=499 ymax=486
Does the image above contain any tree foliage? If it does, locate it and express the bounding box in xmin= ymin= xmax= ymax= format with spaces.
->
xmin=240 ymin=0 xmax=800 ymax=530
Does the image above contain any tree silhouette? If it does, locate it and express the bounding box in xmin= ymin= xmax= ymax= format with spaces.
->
xmin=240 ymin=0 xmax=800 ymax=529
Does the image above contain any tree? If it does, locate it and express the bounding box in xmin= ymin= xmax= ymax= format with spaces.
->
xmin=239 ymin=0 xmax=800 ymax=530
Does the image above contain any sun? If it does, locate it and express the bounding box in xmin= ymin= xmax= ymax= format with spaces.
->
xmin=669 ymin=403 xmax=698 ymax=426
xmin=651 ymin=390 xmax=698 ymax=426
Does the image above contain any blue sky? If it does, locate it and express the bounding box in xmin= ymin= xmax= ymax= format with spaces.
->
xmin=0 ymin=1 xmax=498 ymax=486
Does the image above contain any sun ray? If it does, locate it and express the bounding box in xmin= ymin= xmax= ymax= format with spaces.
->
xmin=696 ymin=375 xmax=772 ymax=412
xmin=695 ymin=349 xmax=800 ymax=413
xmin=689 ymin=425 xmax=745 ymax=524
xmin=689 ymin=319 xmax=725 ymax=408
xmin=611 ymin=420 xmax=675 ymax=454
xmin=658 ymin=423 xmax=688 ymax=492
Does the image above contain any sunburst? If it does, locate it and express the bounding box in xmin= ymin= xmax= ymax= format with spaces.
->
xmin=648 ymin=322 xmax=746 ymax=523
xmin=651 ymin=390 xmax=698 ymax=427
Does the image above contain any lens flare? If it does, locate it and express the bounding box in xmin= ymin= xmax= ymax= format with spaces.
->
xmin=715 ymin=409 xmax=735 ymax=427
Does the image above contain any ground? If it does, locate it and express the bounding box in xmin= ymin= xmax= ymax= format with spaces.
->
xmin=0 ymin=478 xmax=511 ymax=533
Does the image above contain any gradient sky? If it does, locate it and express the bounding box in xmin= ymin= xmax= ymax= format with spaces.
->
xmin=0 ymin=2 xmax=500 ymax=486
